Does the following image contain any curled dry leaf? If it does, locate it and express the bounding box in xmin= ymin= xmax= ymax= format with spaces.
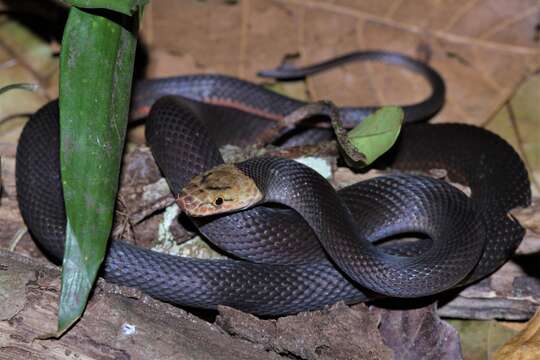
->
xmin=511 ymin=196 xmax=540 ymax=235
xmin=494 ymin=307 xmax=540 ymax=360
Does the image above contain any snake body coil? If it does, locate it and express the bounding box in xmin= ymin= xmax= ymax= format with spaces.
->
xmin=16 ymin=52 xmax=531 ymax=315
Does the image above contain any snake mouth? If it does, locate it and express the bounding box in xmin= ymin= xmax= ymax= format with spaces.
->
xmin=176 ymin=190 xmax=260 ymax=217
xmin=176 ymin=193 xmax=219 ymax=217
xmin=176 ymin=191 xmax=193 ymax=214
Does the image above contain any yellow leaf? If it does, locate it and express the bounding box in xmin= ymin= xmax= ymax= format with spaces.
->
xmin=494 ymin=307 xmax=540 ymax=360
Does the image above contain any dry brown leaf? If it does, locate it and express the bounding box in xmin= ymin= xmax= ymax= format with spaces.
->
xmin=486 ymin=73 xmax=540 ymax=195
xmin=0 ymin=14 xmax=58 ymax=157
xmin=494 ymin=307 xmax=540 ymax=360
xmin=449 ymin=319 xmax=522 ymax=360
xmin=511 ymin=198 xmax=540 ymax=235
xmin=146 ymin=49 xmax=211 ymax=77
xmin=145 ymin=0 xmax=540 ymax=126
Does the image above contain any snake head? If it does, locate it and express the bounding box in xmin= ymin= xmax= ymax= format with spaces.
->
xmin=177 ymin=164 xmax=263 ymax=217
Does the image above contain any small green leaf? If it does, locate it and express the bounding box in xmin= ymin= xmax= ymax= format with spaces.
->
xmin=334 ymin=106 xmax=403 ymax=167
xmin=62 ymin=0 xmax=148 ymax=16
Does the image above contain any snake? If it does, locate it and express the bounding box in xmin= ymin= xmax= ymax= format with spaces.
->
xmin=16 ymin=51 xmax=531 ymax=315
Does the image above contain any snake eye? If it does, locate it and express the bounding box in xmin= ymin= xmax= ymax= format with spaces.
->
xmin=214 ymin=197 xmax=224 ymax=206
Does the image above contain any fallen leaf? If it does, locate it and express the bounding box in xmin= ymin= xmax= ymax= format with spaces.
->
xmin=449 ymin=319 xmax=521 ymax=360
xmin=486 ymin=73 xmax=540 ymax=196
xmin=511 ymin=198 xmax=540 ymax=234
xmin=0 ymin=14 xmax=57 ymax=77
xmin=494 ymin=307 xmax=540 ymax=360
xmin=0 ymin=15 xmax=56 ymax=157
xmin=375 ymin=303 xmax=463 ymax=360
xmin=146 ymin=49 xmax=208 ymax=77
xmin=263 ymin=79 xmax=311 ymax=101
xmin=345 ymin=106 xmax=403 ymax=166
xmin=146 ymin=0 xmax=540 ymax=127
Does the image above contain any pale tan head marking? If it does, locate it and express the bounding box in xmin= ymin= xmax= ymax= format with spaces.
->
xmin=177 ymin=164 xmax=263 ymax=217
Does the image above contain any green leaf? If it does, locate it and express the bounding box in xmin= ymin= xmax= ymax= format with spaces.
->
xmin=333 ymin=106 xmax=403 ymax=167
xmin=62 ymin=0 xmax=148 ymax=16
xmin=57 ymin=7 xmax=139 ymax=336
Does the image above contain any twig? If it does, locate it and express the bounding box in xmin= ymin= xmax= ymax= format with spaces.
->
xmin=8 ymin=226 xmax=27 ymax=251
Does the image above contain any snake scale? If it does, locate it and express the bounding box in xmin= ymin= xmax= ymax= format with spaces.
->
xmin=16 ymin=51 xmax=531 ymax=315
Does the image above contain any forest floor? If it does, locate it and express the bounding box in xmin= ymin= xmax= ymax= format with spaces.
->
xmin=0 ymin=0 xmax=539 ymax=359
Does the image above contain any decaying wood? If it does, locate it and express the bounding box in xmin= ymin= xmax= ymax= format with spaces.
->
xmin=217 ymin=303 xmax=394 ymax=360
xmin=0 ymin=250 xmax=282 ymax=360
xmin=437 ymin=231 xmax=540 ymax=321
xmin=215 ymin=302 xmax=464 ymax=359
xmin=0 ymin=249 xmax=461 ymax=360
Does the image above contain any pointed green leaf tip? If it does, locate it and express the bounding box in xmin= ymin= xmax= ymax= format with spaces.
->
xmin=341 ymin=106 xmax=403 ymax=167
xmin=57 ymin=219 xmax=94 ymax=335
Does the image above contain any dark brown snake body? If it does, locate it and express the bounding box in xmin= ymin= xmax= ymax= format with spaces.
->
xmin=16 ymin=51 xmax=531 ymax=315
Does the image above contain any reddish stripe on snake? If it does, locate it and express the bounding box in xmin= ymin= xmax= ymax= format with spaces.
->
xmin=206 ymin=98 xmax=285 ymax=122
xmin=131 ymin=99 xmax=285 ymax=123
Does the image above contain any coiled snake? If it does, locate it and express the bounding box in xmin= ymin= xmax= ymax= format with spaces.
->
xmin=16 ymin=51 xmax=531 ymax=315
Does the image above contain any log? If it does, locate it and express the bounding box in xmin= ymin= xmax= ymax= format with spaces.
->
xmin=0 ymin=250 xmax=281 ymax=360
